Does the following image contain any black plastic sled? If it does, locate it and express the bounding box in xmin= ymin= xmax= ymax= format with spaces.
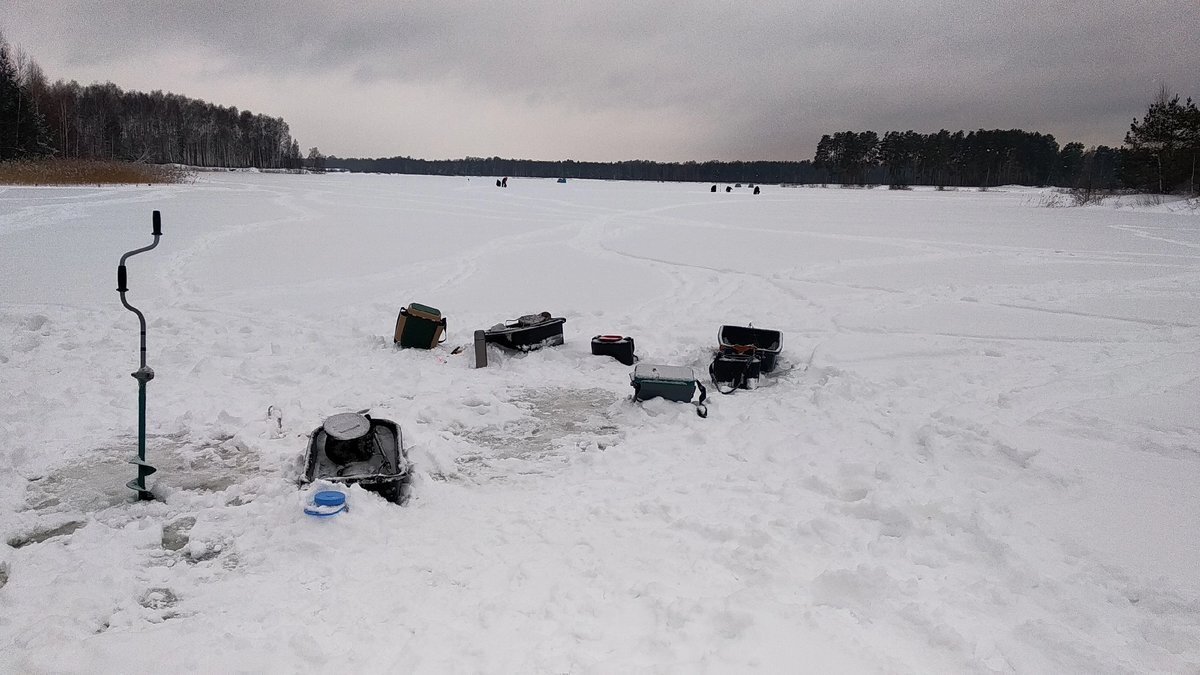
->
xmin=718 ymin=324 xmax=782 ymax=373
xmin=484 ymin=312 xmax=566 ymax=352
xmin=302 ymin=412 xmax=412 ymax=504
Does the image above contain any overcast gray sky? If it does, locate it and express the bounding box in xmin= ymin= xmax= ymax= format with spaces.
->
xmin=2 ymin=1 xmax=1198 ymax=162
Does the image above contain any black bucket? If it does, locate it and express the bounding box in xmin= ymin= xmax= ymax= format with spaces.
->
xmin=322 ymin=412 xmax=376 ymax=464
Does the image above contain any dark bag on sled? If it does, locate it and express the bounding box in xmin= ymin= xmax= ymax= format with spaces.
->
xmin=630 ymin=363 xmax=707 ymax=418
xmin=710 ymin=352 xmax=761 ymax=393
xmin=394 ymin=302 xmax=447 ymax=349
xmin=484 ymin=312 xmax=566 ymax=352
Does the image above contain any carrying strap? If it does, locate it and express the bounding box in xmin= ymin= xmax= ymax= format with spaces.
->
xmin=694 ymin=381 xmax=708 ymax=418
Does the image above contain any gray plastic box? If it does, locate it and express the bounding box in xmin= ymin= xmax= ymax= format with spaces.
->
xmin=631 ymin=363 xmax=698 ymax=402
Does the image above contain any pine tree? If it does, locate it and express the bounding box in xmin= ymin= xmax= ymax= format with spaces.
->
xmin=1124 ymin=88 xmax=1200 ymax=194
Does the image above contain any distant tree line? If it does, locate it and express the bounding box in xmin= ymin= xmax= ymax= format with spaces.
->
xmin=812 ymin=92 xmax=1199 ymax=196
xmin=327 ymin=155 xmax=821 ymax=185
xmin=0 ymin=32 xmax=303 ymax=168
xmin=812 ymin=129 xmax=1123 ymax=190
xmin=4 ymin=30 xmax=1196 ymax=193
xmin=39 ymin=82 xmax=303 ymax=168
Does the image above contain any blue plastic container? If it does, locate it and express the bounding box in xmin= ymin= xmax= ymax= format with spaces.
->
xmin=304 ymin=490 xmax=348 ymax=517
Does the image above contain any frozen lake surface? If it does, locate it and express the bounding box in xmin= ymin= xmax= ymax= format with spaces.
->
xmin=1 ymin=174 xmax=1198 ymax=672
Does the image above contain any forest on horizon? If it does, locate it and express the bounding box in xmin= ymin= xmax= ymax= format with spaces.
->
xmin=2 ymin=33 xmax=1197 ymax=194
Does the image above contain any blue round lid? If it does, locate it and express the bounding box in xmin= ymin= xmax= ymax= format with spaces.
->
xmin=313 ymin=490 xmax=346 ymax=507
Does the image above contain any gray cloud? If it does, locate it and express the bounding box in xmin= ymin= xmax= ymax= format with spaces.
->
xmin=2 ymin=0 xmax=1198 ymax=160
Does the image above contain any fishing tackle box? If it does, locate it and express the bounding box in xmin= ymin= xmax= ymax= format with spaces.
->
xmin=630 ymin=363 xmax=707 ymax=417
xmin=394 ymin=302 xmax=447 ymax=349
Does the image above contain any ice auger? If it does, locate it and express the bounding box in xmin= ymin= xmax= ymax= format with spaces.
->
xmin=117 ymin=211 xmax=162 ymax=500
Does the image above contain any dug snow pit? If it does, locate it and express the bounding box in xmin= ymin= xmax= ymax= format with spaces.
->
xmin=183 ymin=535 xmax=231 ymax=564
xmin=158 ymin=436 xmax=261 ymax=493
xmin=139 ymin=587 xmax=179 ymax=611
xmin=161 ymin=516 xmax=197 ymax=551
xmin=23 ymin=450 xmax=141 ymax=513
xmin=23 ymin=435 xmax=261 ymax=513
xmin=7 ymin=519 xmax=86 ymax=548
xmin=453 ymin=387 xmax=622 ymax=475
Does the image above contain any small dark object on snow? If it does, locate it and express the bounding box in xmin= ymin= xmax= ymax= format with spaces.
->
xmin=473 ymin=329 xmax=488 ymax=368
xmin=484 ymin=312 xmax=566 ymax=352
xmin=725 ymin=186 xmax=732 ymax=192
xmin=591 ymin=334 xmax=636 ymax=366
xmin=753 ymin=186 xmax=760 ymax=195
xmin=303 ymin=413 xmax=411 ymax=504
xmin=711 ymin=184 xmax=717 ymax=192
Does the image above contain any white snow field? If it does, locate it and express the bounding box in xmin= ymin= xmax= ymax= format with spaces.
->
xmin=1 ymin=173 xmax=1198 ymax=673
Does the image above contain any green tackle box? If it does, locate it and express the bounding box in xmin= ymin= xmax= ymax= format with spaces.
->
xmin=631 ymin=363 xmax=698 ymax=403
xmin=394 ymin=302 xmax=447 ymax=349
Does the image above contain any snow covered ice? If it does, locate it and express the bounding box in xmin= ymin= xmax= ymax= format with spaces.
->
xmin=1 ymin=174 xmax=1198 ymax=672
